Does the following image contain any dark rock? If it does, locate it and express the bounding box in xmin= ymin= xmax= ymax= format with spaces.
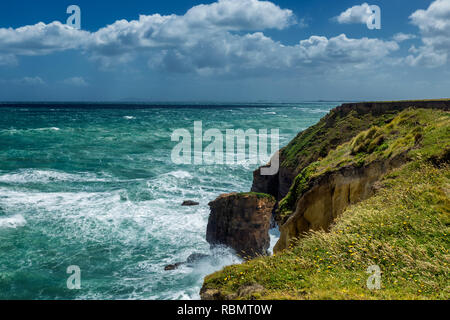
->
xmin=182 ymin=200 xmax=199 ymax=206
xmin=164 ymin=262 xmax=183 ymax=271
xmin=164 ymin=253 xmax=209 ymax=271
xmin=206 ymin=193 xmax=275 ymax=259
xmin=251 ymin=166 xmax=279 ymax=197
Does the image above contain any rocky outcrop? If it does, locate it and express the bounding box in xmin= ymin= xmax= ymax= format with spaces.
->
xmin=206 ymin=193 xmax=276 ymax=258
xmin=274 ymin=153 xmax=408 ymax=252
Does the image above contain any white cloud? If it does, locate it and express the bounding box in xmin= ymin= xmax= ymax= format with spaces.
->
xmin=12 ymin=76 xmax=46 ymax=86
xmin=0 ymin=21 xmax=90 ymax=56
xmin=393 ymin=33 xmax=416 ymax=42
xmin=147 ymin=32 xmax=398 ymax=76
xmin=335 ymin=3 xmax=373 ymax=25
xmin=0 ymin=0 xmax=399 ymax=76
xmin=182 ymin=0 xmax=295 ymax=30
xmin=407 ymin=0 xmax=450 ymax=67
xmin=405 ymin=45 xmax=447 ymax=67
xmin=62 ymin=76 xmax=88 ymax=87
xmin=0 ymin=0 xmax=295 ymax=67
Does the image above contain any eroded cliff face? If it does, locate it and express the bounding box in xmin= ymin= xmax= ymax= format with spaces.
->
xmin=206 ymin=193 xmax=276 ymax=258
xmin=274 ymin=153 xmax=408 ymax=252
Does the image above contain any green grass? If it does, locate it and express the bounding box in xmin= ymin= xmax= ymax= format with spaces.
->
xmin=202 ymin=108 xmax=450 ymax=300
xmin=203 ymin=162 xmax=450 ymax=300
xmin=280 ymin=108 xmax=397 ymax=171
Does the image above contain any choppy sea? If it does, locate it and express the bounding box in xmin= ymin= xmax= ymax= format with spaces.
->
xmin=0 ymin=102 xmax=336 ymax=299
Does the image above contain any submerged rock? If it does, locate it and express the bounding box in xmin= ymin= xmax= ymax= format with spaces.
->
xmin=182 ymin=200 xmax=199 ymax=206
xmin=206 ymin=192 xmax=275 ymax=259
xmin=164 ymin=262 xmax=183 ymax=271
xmin=164 ymin=252 xmax=209 ymax=271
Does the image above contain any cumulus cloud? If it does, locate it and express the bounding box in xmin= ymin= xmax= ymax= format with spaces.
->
xmin=0 ymin=21 xmax=90 ymax=57
xmin=0 ymin=0 xmax=399 ymax=76
xmin=0 ymin=0 xmax=294 ymax=66
xmin=335 ymin=3 xmax=373 ymax=25
xmin=146 ymin=32 xmax=398 ymax=76
xmin=407 ymin=0 xmax=450 ymax=67
xmin=182 ymin=0 xmax=295 ymax=30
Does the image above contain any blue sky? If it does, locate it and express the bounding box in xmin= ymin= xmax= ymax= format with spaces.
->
xmin=0 ymin=0 xmax=449 ymax=101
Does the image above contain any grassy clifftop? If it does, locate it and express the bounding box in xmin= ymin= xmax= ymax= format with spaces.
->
xmin=202 ymin=108 xmax=449 ymax=300
xmin=281 ymin=99 xmax=450 ymax=172
xmin=251 ymin=99 xmax=450 ymax=202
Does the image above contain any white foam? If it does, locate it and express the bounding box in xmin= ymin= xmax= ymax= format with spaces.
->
xmin=268 ymin=227 xmax=280 ymax=255
xmin=0 ymin=127 xmax=60 ymax=134
xmin=167 ymin=170 xmax=193 ymax=179
xmin=294 ymin=107 xmax=329 ymax=113
xmin=0 ymin=169 xmax=110 ymax=184
xmin=123 ymin=116 xmax=136 ymax=120
xmin=33 ymin=127 xmax=61 ymax=131
xmin=0 ymin=214 xmax=26 ymax=229
xmin=0 ymin=166 xmax=247 ymax=299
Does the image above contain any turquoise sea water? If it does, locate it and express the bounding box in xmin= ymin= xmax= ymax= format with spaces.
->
xmin=0 ymin=103 xmax=336 ymax=299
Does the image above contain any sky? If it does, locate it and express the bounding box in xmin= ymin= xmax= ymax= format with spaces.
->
xmin=0 ymin=0 xmax=449 ymax=102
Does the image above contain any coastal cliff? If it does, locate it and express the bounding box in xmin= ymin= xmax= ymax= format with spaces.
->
xmin=252 ymin=99 xmax=450 ymax=200
xmin=202 ymin=100 xmax=450 ymax=300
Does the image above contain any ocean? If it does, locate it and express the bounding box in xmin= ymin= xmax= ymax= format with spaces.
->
xmin=0 ymin=102 xmax=335 ymax=299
